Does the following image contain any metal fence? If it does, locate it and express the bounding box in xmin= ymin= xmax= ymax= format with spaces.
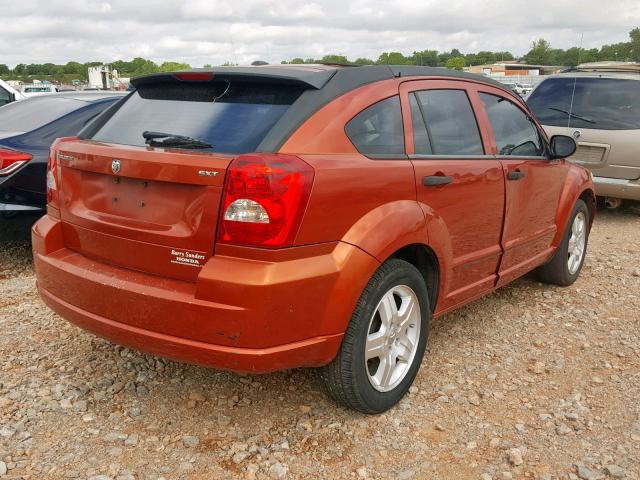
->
xmin=484 ymin=74 xmax=546 ymax=87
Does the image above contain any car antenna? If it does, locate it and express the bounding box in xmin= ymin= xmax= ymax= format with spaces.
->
xmin=567 ymin=32 xmax=584 ymax=129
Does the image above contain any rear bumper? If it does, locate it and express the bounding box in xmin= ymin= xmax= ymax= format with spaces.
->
xmin=33 ymin=215 xmax=378 ymax=373
xmin=594 ymin=176 xmax=640 ymax=201
xmin=38 ymin=285 xmax=343 ymax=373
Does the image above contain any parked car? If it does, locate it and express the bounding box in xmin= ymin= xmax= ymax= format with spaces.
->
xmin=0 ymin=92 xmax=126 ymax=214
xmin=21 ymin=83 xmax=59 ymax=97
xmin=0 ymin=78 xmax=26 ymax=106
xmin=514 ymin=83 xmax=533 ymax=96
xmin=527 ymin=63 xmax=640 ymax=206
xmin=32 ymin=65 xmax=594 ymax=413
xmin=501 ymin=81 xmax=517 ymax=92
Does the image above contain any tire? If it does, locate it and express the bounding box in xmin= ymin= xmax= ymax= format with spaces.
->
xmin=537 ymin=199 xmax=590 ymax=286
xmin=318 ymin=259 xmax=430 ymax=414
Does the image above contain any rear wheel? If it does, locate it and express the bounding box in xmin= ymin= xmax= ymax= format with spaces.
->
xmin=537 ymin=199 xmax=589 ymax=286
xmin=318 ymin=259 xmax=430 ymax=413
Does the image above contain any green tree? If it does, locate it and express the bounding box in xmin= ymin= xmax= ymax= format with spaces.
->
xmin=599 ymin=42 xmax=631 ymax=62
xmin=412 ymin=50 xmax=438 ymax=66
xmin=319 ymin=54 xmax=350 ymax=65
xmin=630 ymin=27 xmax=640 ymax=61
xmin=524 ymin=39 xmax=554 ymax=65
xmin=129 ymin=57 xmax=159 ymax=75
xmin=0 ymin=64 xmax=9 ymax=75
xmin=63 ymin=61 xmax=84 ymax=74
xmin=495 ymin=51 xmax=515 ymax=62
xmin=446 ymin=56 xmax=465 ymax=70
xmin=26 ymin=64 xmax=43 ymax=75
xmin=353 ymin=57 xmax=375 ymax=65
xmin=158 ymin=61 xmax=191 ymax=72
xmin=376 ymin=52 xmax=411 ymax=65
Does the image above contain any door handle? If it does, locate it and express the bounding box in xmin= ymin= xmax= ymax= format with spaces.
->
xmin=507 ymin=170 xmax=525 ymax=181
xmin=423 ymin=175 xmax=453 ymax=186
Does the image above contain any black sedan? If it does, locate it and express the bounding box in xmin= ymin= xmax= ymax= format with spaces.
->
xmin=0 ymin=92 xmax=126 ymax=214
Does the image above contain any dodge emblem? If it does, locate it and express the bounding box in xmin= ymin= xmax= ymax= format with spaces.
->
xmin=111 ymin=159 xmax=121 ymax=174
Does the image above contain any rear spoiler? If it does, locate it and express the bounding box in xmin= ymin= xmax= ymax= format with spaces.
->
xmin=131 ymin=67 xmax=338 ymax=90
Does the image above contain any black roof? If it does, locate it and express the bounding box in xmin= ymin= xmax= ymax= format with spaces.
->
xmin=132 ymin=64 xmax=510 ymax=92
xmin=118 ymin=65 xmax=514 ymax=152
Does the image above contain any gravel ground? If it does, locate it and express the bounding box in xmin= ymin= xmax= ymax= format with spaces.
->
xmin=1 ymin=207 xmax=639 ymax=480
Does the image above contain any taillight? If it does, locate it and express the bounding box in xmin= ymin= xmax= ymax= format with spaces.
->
xmin=0 ymin=148 xmax=32 ymax=177
xmin=217 ymin=154 xmax=314 ymax=248
xmin=46 ymin=148 xmax=58 ymax=206
xmin=47 ymin=136 xmax=79 ymax=209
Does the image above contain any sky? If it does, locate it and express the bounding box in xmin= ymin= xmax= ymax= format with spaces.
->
xmin=2 ymin=0 xmax=640 ymax=67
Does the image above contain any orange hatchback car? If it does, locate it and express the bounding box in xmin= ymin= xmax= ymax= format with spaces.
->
xmin=33 ymin=65 xmax=595 ymax=413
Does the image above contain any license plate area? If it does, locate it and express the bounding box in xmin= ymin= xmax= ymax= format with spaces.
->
xmin=74 ymin=171 xmax=205 ymax=227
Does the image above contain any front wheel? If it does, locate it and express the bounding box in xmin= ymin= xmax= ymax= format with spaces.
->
xmin=318 ymin=259 xmax=430 ymax=414
xmin=537 ymin=199 xmax=590 ymax=286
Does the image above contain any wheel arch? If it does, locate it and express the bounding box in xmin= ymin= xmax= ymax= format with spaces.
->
xmin=387 ymin=243 xmax=440 ymax=313
xmin=553 ymin=166 xmax=596 ymax=247
xmin=578 ymin=187 xmax=596 ymax=230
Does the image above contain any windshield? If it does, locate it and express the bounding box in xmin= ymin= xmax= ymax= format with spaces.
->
xmin=90 ymin=81 xmax=304 ymax=154
xmin=0 ymin=96 xmax=86 ymax=133
xmin=24 ymin=86 xmax=54 ymax=92
xmin=527 ymin=77 xmax=640 ymax=130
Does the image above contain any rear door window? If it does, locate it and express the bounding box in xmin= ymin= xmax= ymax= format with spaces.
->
xmin=480 ymin=93 xmax=544 ymax=157
xmin=345 ymin=96 xmax=405 ymax=155
xmin=410 ymin=89 xmax=484 ymax=155
xmin=527 ymin=77 xmax=640 ymax=130
xmin=91 ymin=82 xmax=304 ymax=154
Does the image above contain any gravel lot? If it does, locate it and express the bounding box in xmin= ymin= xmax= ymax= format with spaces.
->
xmin=1 ymin=207 xmax=639 ymax=480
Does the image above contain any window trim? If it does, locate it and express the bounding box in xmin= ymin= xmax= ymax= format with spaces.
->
xmin=343 ymin=94 xmax=407 ymax=158
xmin=475 ymin=88 xmax=551 ymax=160
xmin=409 ymin=92 xmax=433 ymax=155
xmin=400 ymin=79 xmax=497 ymax=159
xmin=409 ymin=154 xmax=496 ymax=160
xmin=409 ymin=88 xmax=486 ymax=157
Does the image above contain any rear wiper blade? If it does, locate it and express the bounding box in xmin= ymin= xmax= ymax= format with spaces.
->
xmin=142 ymin=130 xmax=212 ymax=149
xmin=547 ymin=107 xmax=596 ymax=124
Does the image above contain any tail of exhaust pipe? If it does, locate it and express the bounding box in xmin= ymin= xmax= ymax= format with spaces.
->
xmin=604 ymin=197 xmax=622 ymax=209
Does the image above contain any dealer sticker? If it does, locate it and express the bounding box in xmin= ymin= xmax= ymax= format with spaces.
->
xmin=170 ymin=249 xmax=206 ymax=268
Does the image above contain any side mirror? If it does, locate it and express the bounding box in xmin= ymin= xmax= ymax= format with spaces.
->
xmin=549 ymin=135 xmax=576 ymax=159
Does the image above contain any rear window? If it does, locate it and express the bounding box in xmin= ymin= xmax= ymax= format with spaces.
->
xmin=527 ymin=77 xmax=640 ymax=130
xmin=90 ymin=82 xmax=304 ymax=154
xmin=0 ymin=96 xmax=85 ymax=133
xmin=345 ymin=96 xmax=405 ymax=155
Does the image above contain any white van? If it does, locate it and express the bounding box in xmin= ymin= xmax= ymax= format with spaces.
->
xmin=0 ymin=79 xmax=26 ymax=106
xmin=21 ymin=84 xmax=59 ymax=97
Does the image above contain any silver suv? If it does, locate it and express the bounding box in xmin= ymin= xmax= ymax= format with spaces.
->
xmin=527 ymin=63 xmax=640 ymax=206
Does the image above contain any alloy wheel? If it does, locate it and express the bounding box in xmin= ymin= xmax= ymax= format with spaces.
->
xmin=567 ymin=211 xmax=587 ymax=275
xmin=365 ymin=285 xmax=421 ymax=392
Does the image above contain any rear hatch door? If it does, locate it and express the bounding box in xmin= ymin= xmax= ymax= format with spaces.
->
xmin=55 ymin=73 xmax=310 ymax=281
xmin=57 ymin=140 xmax=230 ymax=281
